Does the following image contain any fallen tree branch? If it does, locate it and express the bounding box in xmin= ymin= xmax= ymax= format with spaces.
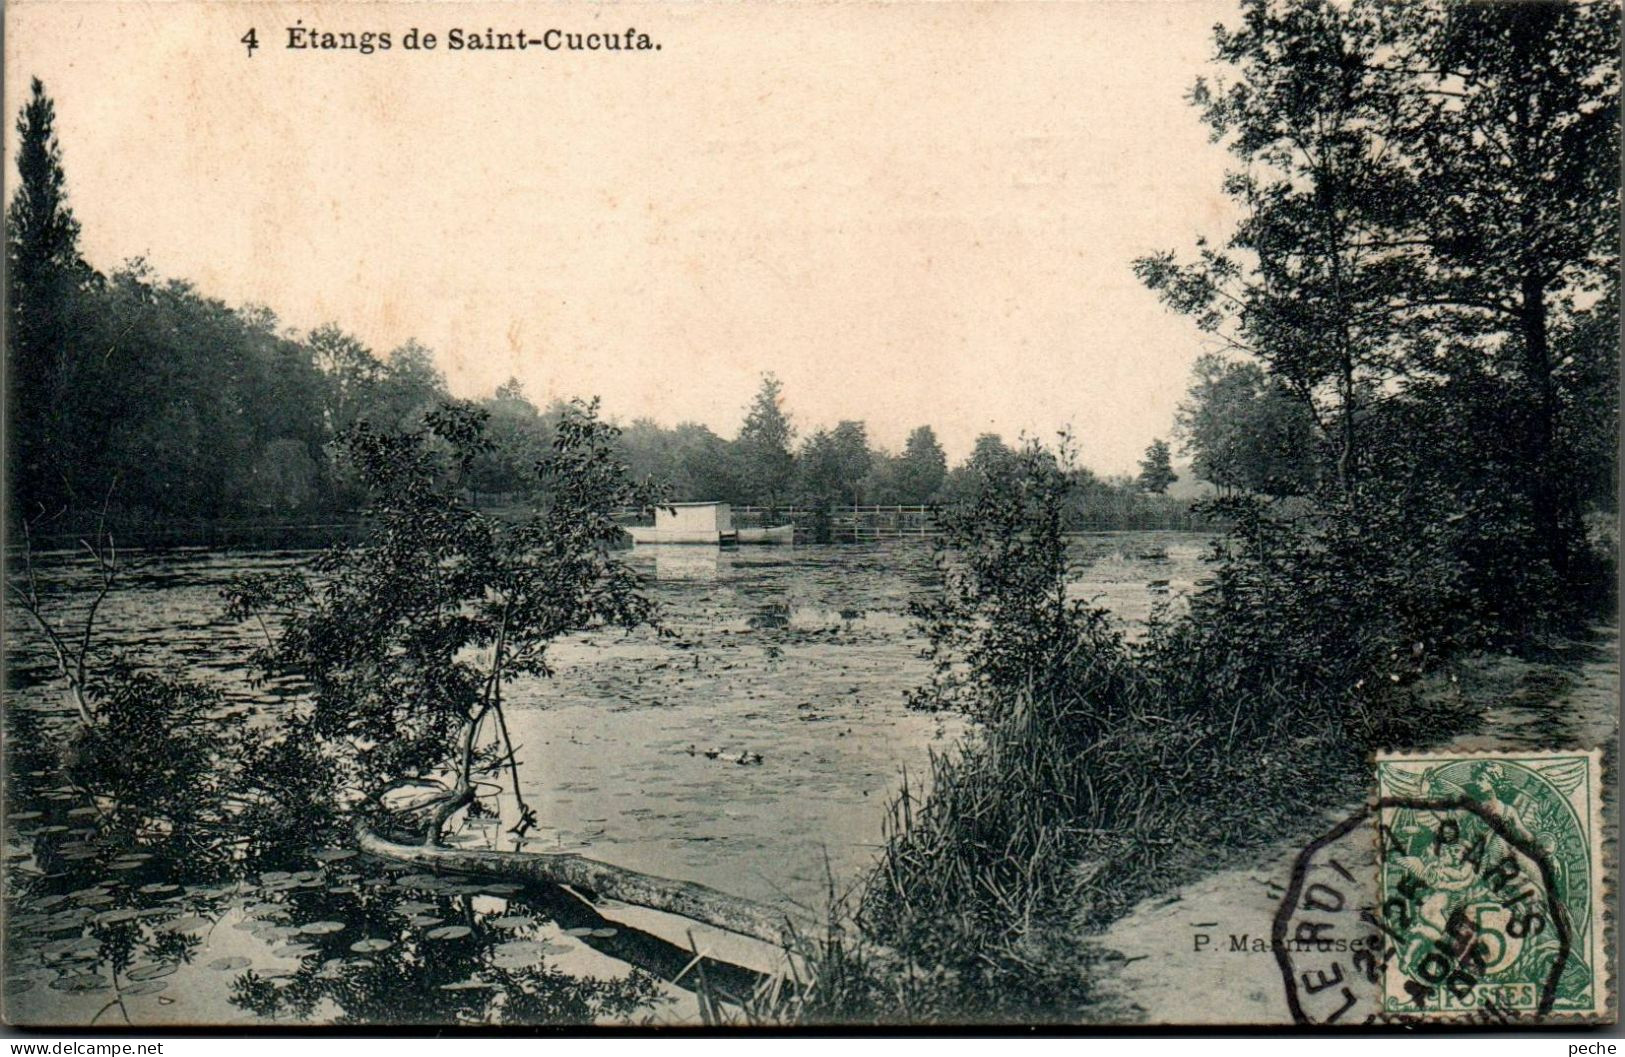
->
xmin=355 ymin=823 xmax=817 ymax=947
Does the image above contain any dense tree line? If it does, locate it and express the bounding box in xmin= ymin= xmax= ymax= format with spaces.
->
xmin=5 ymin=84 xmax=1186 ymax=534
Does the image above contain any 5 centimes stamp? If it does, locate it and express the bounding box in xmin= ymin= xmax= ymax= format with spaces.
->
xmin=1372 ymin=750 xmax=1607 ymax=1022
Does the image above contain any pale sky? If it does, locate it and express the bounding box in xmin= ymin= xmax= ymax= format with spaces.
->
xmin=6 ymin=0 xmax=1239 ymax=474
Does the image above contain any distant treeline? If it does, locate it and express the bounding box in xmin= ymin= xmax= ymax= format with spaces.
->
xmin=6 ymin=79 xmax=1197 ymax=540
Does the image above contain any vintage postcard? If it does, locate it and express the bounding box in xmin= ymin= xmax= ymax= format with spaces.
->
xmin=2 ymin=0 xmax=1617 ymax=1031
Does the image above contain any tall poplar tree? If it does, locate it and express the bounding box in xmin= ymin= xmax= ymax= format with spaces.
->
xmin=7 ymin=78 xmax=93 ymax=517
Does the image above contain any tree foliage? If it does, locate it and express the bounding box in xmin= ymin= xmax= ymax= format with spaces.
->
xmin=1135 ymin=439 xmax=1178 ymax=495
xmin=1136 ymin=0 xmax=1618 ymax=598
xmin=797 ymin=420 xmax=874 ymax=507
xmin=7 ymin=77 xmax=94 ymax=517
xmin=910 ymin=436 xmax=1123 ymax=723
xmin=229 ymin=400 xmax=657 ymax=844
xmin=734 ymin=373 xmax=796 ymax=508
xmin=1174 ymin=354 xmax=1317 ymax=495
xmin=896 ymin=425 xmax=949 ymax=503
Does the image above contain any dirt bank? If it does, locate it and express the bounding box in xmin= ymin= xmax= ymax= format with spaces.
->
xmin=1086 ymin=625 xmax=1619 ymax=1025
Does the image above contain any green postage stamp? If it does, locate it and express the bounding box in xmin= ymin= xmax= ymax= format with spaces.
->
xmin=1374 ymin=750 xmax=1608 ymax=1021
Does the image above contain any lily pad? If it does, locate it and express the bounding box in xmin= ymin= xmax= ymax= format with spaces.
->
xmin=298 ymin=921 xmax=345 ymax=935
xmin=186 ymin=884 xmax=236 ymax=899
xmin=92 ymin=909 xmax=142 ymax=926
xmin=121 ymin=979 xmax=168 ymax=996
xmin=491 ymin=939 xmax=570 ymax=967
xmin=408 ymin=915 xmax=442 ymax=928
xmin=480 ymin=883 xmax=523 ymax=896
xmin=252 ymin=924 xmax=298 ymax=940
xmin=589 ymin=928 xmax=618 ymax=938
xmin=207 ymin=957 xmax=250 ymax=971
xmin=41 ymin=936 xmax=99 ymax=958
xmin=310 ymin=849 xmax=355 ymax=863
xmin=424 ymin=925 xmax=471 ymax=941
xmin=49 ymin=973 xmax=107 ymax=992
xmin=350 ymin=938 xmax=392 ymax=953
xmin=44 ymin=909 xmax=93 ymax=929
xmin=125 ymin=962 xmax=178 ymax=982
xmin=137 ymin=883 xmax=180 ymax=896
xmin=161 ymin=915 xmax=212 ymax=934
xmin=378 ymin=781 xmax=449 ymax=814
xmin=396 ymin=873 xmax=443 ymax=890
xmin=485 ymin=915 xmax=532 ymax=929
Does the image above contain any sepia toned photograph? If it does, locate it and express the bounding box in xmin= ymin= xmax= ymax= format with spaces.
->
xmin=1 ymin=0 xmax=1618 ymax=1031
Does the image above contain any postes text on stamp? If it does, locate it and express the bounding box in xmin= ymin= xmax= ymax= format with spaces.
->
xmin=1373 ymin=750 xmax=1605 ymax=1021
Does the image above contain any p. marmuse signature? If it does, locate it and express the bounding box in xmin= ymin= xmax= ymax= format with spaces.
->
xmin=284 ymin=23 xmax=662 ymax=55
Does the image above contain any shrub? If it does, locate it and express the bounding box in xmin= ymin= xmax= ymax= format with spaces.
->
xmin=227 ymin=398 xmax=657 ymax=845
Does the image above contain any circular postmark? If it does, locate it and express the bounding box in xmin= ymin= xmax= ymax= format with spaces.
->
xmin=1274 ymin=796 xmax=1572 ymax=1025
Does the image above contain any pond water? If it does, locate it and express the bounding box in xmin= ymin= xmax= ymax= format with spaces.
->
xmin=3 ymin=532 xmax=1210 ymax=1026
